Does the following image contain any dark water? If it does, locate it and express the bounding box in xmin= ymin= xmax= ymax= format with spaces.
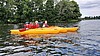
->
xmin=0 ymin=20 xmax=100 ymax=56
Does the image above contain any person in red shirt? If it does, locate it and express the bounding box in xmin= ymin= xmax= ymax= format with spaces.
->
xmin=19 ymin=21 xmax=40 ymax=32
xmin=42 ymin=20 xmax=49 ymax=27
xmin=24 ymin=22 xmax=30 ymax=30
xmin=19 ymin=22 xmax=29 ymax=32
xmin=33 ymin=21 xmax=40 ymax=28
xmin=29 ymin=22 xmax=35 ymax=29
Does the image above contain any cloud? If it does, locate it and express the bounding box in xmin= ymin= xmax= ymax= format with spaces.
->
xmin=81 ymin=1 xmax=100 ymax=9
xmin=75 ymin=0 xmax=100 ymax=17
xmin=75 ymin=0 xmax=100 ymax=9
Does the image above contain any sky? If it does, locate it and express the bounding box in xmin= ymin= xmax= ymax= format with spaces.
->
xmin=74 ymin=0 xmax=100 ymax=17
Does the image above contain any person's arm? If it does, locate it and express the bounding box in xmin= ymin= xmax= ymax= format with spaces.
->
xmin=38 ymin=24 xmax=40 ymax=28
xmin=42 ymin=24 xmax=45 ymax=27
xmin=24 ymin=24 xmax=26 ymax=28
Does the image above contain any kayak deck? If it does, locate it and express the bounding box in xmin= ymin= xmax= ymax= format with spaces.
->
xmin=10 ymin=27 xmax=78 ymax=35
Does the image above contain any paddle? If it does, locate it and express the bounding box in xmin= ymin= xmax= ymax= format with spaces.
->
xmin=19 ymin=28 xmax=27 ymax=32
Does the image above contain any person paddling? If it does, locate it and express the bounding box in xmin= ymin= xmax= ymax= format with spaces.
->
xmin=29 ymin=22 xmax=35 ymax=29
xmin=33 ymin=21 xmax=40 ymax=28
xmin=42 ymin=20 xmax=49 ymax=27
xmin=24 ymin=22 xmax=30 ymax=30
xmin=19 ymin=22 xmax=29 ymax=32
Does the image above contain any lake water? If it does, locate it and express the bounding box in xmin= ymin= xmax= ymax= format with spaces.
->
xmin=0 ymin=20 xmax=100 ymax=56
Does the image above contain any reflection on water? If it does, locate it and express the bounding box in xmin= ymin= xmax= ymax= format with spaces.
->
xmin=79 ymin=20 xmax=100 ymax=41
xmin=0 ymin=20 xmax=100 ymax=56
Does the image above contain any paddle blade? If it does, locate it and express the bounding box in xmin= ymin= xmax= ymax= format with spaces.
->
xmin=19 ymin=28 xmax=26 ymax=32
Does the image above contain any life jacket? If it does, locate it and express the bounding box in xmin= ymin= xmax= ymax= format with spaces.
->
xmin=29 ymin=23 xmax=35 ymax=29
xmin=34 ymin=23 xmax=40 ymax=28
xmin=24 ymin=24 xmax=30 ymax=29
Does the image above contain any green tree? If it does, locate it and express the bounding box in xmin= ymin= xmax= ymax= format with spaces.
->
xmin=0 ymin=0 xmax=17 ymax=23
xmin=55 ymin=0 xmax=81 ymax=22
xmin=44 ymin=0 xmax=55 ymax=22
xmin=0 ymin=0 xmax=82 ymax=23
xmin=69 ymin=1 xmax=82 ymax=19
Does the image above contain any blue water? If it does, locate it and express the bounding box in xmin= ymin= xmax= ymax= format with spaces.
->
xmin=78 ymin=20 xmax=100 ymax=56
xmin=0 ymin=20 xmax=100 ymax=56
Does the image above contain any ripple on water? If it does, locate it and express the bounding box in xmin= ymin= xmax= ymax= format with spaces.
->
xmin=5 ymin=52 xmax=34 ymax=56
xmin=1 ymin=20 xmax=100 ymax=56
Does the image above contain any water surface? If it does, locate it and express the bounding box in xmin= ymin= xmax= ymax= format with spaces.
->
xmin=0 ymin=20 xmax=100 ymax=56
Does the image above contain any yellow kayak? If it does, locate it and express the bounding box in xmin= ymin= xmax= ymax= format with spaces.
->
xmin=49 ymin=27 xmax=67 ymax=33
xmin=10 ymin=28 xmax=59 ymax=35
xmin=49 ymin=26 xmax=78 ymax=32
xmin=65 ymin=27 xmax=78 ymax=32
xmin=10 ymin=27 xmax=78 ymax=35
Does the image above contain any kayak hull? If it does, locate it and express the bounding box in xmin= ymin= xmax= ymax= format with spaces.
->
xmin=10 ymin=29 xmax=59 ymax=35
xmin=49 ymin=27 xmax=67 ymax=33
xmin=10 ymin=27 xmax=78 ymax=35
xmin=66 ymin=27 xmax=78 ymax=32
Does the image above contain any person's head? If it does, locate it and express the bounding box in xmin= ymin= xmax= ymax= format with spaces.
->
xmin=35 ymin=21 xmax=38 ymax=24
xmin=30 ymin=22 xmax=33 ymax=24
xmin=45 ymin=20 xmax=47 ymax=24
xmin=25 ymin=22 xmax=29 ymax=24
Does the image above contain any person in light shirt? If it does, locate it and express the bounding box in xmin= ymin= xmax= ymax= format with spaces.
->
xmin=42 ymin=20 xmax=49 ymax=27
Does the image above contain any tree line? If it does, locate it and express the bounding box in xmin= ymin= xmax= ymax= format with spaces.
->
xmin=0 ymin=0 xmax=81 ymax=23
xmin=84 ymin=16 xmax=100 ymax=19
